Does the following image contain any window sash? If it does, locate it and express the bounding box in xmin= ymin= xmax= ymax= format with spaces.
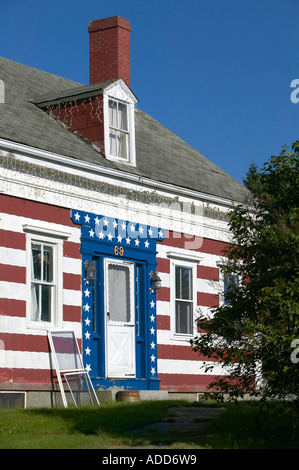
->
xmin=108 ymin=99 xmax=130 ymax=159
xmin=30 ymin=241 xmax=56 ymax=324
xmin=174 ymin=265 xmax=194 ymax=335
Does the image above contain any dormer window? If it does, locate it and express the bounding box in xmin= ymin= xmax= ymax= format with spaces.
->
xmin=103 ymin=79 xmax=138 ymax=166
xmin=109 ymin=99 xmax=129 ymax=160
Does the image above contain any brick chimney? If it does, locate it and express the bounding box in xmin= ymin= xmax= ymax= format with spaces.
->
xmin=88 ymin=16 xmax=131 ymax=87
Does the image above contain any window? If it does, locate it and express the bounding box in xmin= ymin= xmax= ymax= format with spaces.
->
xmin=31 ymin=242 xmax=55 ymax=323
xmin=109 ymin=99 xmax=129 ymax=160
xmin=175 ymin=265 xmax=193 ymax=335
xmin=103 ymin=80 xmax=138 ymax=165
xmin=24 ymin=225 xmax=70 ymax=329
xmin=223 ymin=273 xmax=239 ymax=305
xmin=170 ymin=258 xmax=197 ymax=338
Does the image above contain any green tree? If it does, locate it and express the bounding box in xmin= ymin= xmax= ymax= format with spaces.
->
xmin=191 ymin=142 xmax=299 ymax=401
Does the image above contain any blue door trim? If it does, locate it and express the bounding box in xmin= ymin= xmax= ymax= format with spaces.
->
xmin=71 ymin=210 xmax=165 ymax=391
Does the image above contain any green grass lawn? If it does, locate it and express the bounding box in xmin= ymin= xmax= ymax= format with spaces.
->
xmin=0 ymin=400 xmax=298 ymax=449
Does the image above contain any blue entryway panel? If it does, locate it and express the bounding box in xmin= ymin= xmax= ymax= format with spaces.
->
xmin=71 ymin=209 xmax=165 ymax=391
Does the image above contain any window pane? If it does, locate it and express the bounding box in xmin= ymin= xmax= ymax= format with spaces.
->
xmin=117 ymin=131 xmax=128 ymax=159
xmin=32 ymin=244 xmax=41 ymax=280
xmin=118 ymin=102 xmax=128 ymax=131
xmin=109 ymin=100 xmax=117 ymax=128
xmin=31 ymin=284 xmax=39 ymax=321
xmin=41 ymin=285 xmax=51 ymax=322
xmin=43 ymin=245 xmax=53 ymax=282
xmin=175 ymin=300 xmax=193 ymax=334
xmin=108 ymin=264 xmax=131 ymax=322
xmin=109 ymin=129 xmax=117 ymax=156
xmin=175 ymin=266 xmax=192 ymax=300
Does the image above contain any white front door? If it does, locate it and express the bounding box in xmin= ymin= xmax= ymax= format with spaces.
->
xmin=105 ymin=258 xmax=136 ymax=378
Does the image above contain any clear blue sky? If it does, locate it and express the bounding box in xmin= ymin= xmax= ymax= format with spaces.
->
xmin=1 ymin=0 xmax=298 ymax=184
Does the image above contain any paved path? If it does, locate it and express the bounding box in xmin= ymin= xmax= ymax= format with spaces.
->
xmin=133 ymin=406 xmax=225 ymax=435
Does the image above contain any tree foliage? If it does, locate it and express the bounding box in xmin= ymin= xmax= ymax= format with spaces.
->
xmin=191 ymin=142 xmax=299 ymax=401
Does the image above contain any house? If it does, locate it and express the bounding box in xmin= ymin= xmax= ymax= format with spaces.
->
xmin=0 ymin=16 xmax=248 ymax=406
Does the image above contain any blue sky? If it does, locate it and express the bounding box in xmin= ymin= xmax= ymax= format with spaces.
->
xmin=1 ymin=0 xmax=298 ymax=184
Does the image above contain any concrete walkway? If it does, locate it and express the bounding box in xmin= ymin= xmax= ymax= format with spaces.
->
xmin=133 ymin=406 xmax=225 ymax=435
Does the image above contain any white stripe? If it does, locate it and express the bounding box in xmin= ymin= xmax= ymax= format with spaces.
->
xmin=63 ymin=289 xmax=82 ymax=307
xmin=0 ymin=247 xmax=26 ymax=267
xmin=0 ymin=281 xmax=26 ymax=301
xmin=0 ymin=349 xmax=51 ymax=370
xmin=157 ymin=244 xmax=221 ymax=269
xmin=62 ymin=257 xmax=81 ymax=275
xmin=0 ymin=316 xmax=82 ymax=338
xmin=0 ymin=212 xmax=81 ymax=244
xmin=158 ymin=358 xmax=226 ymax=376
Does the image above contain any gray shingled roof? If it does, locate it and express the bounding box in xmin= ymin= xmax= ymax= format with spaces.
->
xmin=0 ymin=56 xmax=248 ymax=202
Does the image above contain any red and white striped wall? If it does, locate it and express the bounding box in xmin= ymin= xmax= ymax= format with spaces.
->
xmin=0 ymin=194 xmax=82 ymax=390
xmin=156 ymin=231 xmax=227 ymax=393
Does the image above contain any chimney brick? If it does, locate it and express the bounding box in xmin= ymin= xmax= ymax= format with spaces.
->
xmin=88 ymin=16 xmax=131 ymax=87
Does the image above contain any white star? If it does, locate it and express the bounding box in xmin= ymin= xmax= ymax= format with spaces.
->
xmin=85 ymin=364 xmax=91 ymax=373
xmin=150 ymin=326 xmax=155 ymax=335
xmin=117 ymin=235 xmax=123 ymax=243
xmin=85 ymin=346 xmax=91 ymax=356
xmin=148 ymin=228 xmax=153 ymax=236
xmin=150 ymin=300 xmax=155 ymax=308
xmin=121 ymin=222 xmax=126 ymax=231
xmin=84 ymin=288 xmax=90 ymax=297
xmin=150 ymin=314 xmax=155 ymax=322
xmin=130 ymin=224 xmax=135 ymax=232
xmin=158 ymin=230 xmax=164 ymax=238
xmin=135 ymin=239 xmax=140 ymax=246
xmin=83 ymin=303 xmax=90 ymax=312
xmin=98 ymin=230 xmax=104 ymax=239
xmin=126 ymin=237 xmax=131 ymax=244
xmin=85 ymin=317 xmax=91 ymax=326
xmin=150 ymin=341 xmax=155 ymax=349
xmin=94 ymin=216 xmax=100 ymax=225
xmin=113 ymin=220 xmax=118 ymax=229
xmin=84 ymin=214 xmax=90 ymax=223
xmin=144 ymin=240 xmax=149 ymax=248
xmin=89 ymin=229 xmax=94 ymax=237
xmin=74 ymin=212 xmax=80 ymax=221
xmin=107 ymin=233 xmax=113 ymax=241
xmin=150 ymin=354 xmax=156 ymax=362
xmin=103 ymin=218 xmax=109 ymax=226
xmin=151 ymin=367 xmax=156 ymax=375
xmin=85 ymin=331 xmax=91 ymax=340
xmin=139 ymin=226 xmax=144 ymax=235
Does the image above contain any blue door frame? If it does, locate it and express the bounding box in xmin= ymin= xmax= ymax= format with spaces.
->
xmin=71 ymin=210 xmax=165 ymax=391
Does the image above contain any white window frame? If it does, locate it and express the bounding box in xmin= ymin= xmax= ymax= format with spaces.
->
xmin=103 ymin=80 xmax=137 ymax=166
xmin=216 ymin=261 xmax=240 ymax=306
xmin=24 ymin=225 xmax=70 ymax=330
xmin=170 ymin=257 xmax=198 ymax=341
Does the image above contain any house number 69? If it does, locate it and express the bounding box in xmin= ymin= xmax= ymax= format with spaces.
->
xmin=114 ymin=245 xmax=124 ymax=256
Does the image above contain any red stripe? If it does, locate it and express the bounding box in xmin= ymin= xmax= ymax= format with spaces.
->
xmin=0 ymin=299 xmax=26 ymax=317
xmin=0 ymin=264 xmax=26 ymax=283
xmin=197 ymin=292 xmax=219 ymax=308
xmin=156 ymin=287 xmax=170 ymax=302
xmin=197 ymin=265 xmax=219 ymax=281
xmin=0 ymin=333 xmax=49 ymax=353
xmin=64 ymin=241 xmax=81 ymax=259
xmin=159 ymin=373 xmax=222 ymax=392
xmin=156 ymin=258 xmax=170 ymax=273
xmin=157 ymin=315 xmax=170 ymax=330
xmin=0 ymin=229 xmax=26 ymax=250
xmin=0 ymin=367 xmax=53 ymax=385
xmin=63 ymin=273 xmax=81 ymax=290
xmin=63 ymin=305 xmax=81 ymax=322
xmin=157 ymin=344 xmax=216 ymax=362
xmin=0 ymin=194 xmax=75 ymax=227
xmin=161 ymin=231 xmax=228 ymax=256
